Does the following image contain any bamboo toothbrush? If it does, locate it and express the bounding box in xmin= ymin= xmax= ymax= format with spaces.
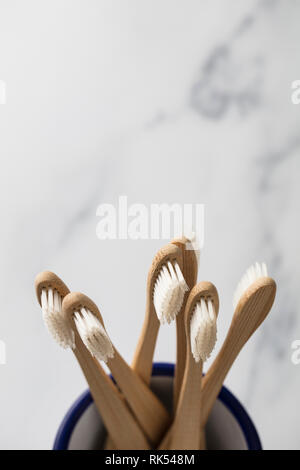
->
xmin=131 ymin=243 xmax=188 ymax=385
xmin=170 ymin=237 xmax=199 ymax=409
xmin=199 ymin=263 xmax=276 ymax=447
xmin=35 ymin=272 xmax=150 ymax=450
xmin=148 ymin=238 xmax=198 ymax=451
xmin=160 ymin=281 xmax=219 ymax=450
xmin=105 ymin=241 xmax=193 ymax=449
xmin=63 ymin=291 xmax=171 ymax=447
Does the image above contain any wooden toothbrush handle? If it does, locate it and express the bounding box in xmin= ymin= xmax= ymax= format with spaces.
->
xmin=169 ymin=357 xmax=203 ymax=450
xmin=171 ymin=238 xmax=198 ymax=409
xmin=200 ymin=281 xmax=276 ymax=427
xmin=199 ymin=430 xmax=207 ymax=450
xmin=107 ymin=269 xmax=161 ymax=449
xmin=173 ymin=312 xmax=186 ymax=410
xmin=108 ymin=349 xmax=170 ymax=446
xmin=73 ymin=336 xmax=150 ymax=449
xmin=201 ymin=338 xmax=241 ymax=427
xmin=131 ymin=301 xmax=160 ymax=385
xmin=106 ymin=307 xmax=160 ymax=451
xmin=158 ymin=426 xmax=172 ymax=450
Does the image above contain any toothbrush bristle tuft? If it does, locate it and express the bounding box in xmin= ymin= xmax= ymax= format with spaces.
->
xmin=233 ymin=262 xmax=268 ymax=309
xmin=190 ymin=298 xmax=217 ymax=363
xmin=74 ymin=308 xmax=114 ymax=363
xmin=153 ymin=261 xmax=188 ymax=324
xmin=41 ymin=288 xmax=75 ymax=349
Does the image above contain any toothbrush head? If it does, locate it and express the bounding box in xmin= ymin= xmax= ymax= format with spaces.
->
xmin=233 ymin=262 xmax=268 ymax=309
xmin=34 ymin=271 xmax=74 ymax=349
xmin=62 ymin=292 xmax=114 ymax=363
xmin=186 ymin=282 xmax=219 ymax=363
xmin=232 ymin=263 xmax=276 ymax=339
xmin=151 ymin=244 xmax=188 ymax=324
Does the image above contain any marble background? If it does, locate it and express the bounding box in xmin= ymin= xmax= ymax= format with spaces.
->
xmin=0 ymin=0 xmax=299 ymax=449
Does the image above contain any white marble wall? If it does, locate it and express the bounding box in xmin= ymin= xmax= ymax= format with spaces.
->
xmin=0 ymin=0 xmax=299 ymax=449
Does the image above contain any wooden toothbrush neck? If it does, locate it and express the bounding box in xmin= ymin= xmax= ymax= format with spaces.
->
xmin=201 ymin=333 xmax=242 ymax=426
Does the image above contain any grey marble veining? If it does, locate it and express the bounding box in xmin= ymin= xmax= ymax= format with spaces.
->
xmin=0 ymin=0 xmax=299 ymax=449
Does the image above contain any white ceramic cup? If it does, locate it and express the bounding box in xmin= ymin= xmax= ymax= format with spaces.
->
xmin=54 ymin=362 xmax=262 ymax=450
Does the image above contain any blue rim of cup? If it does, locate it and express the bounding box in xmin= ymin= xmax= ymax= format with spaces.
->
xmin=53 ymin=362 xmax=262 ymax=450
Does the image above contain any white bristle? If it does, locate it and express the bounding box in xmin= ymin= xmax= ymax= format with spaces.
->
xmin=190 ymin=298 xmax=217 ymax=363
xmin=153 ymin=261 xmax=188 ymax=324
xmin=233 ymin=262 xmax=268 ymax=309
xmin=41 ymin=288 xmax=75 ymax=349
xmin=74 ymin=308 xmax=114 ymax=363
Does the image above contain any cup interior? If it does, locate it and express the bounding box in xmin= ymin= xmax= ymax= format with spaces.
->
xmin=54 ymin=363 xmax=262 ymax=450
